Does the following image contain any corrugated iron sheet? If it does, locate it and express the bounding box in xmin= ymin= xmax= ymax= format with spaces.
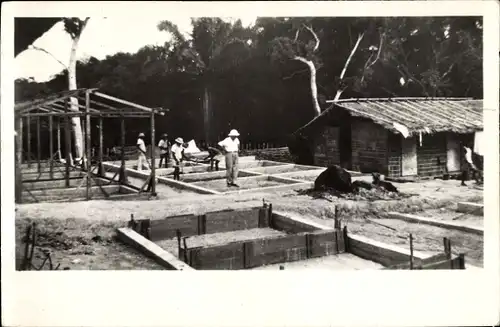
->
xmin=299 ymin=98 xmax=483 ymax=136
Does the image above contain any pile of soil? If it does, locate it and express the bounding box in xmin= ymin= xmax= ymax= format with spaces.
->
xmin=297 ymin=187 xmax=414 ymax=202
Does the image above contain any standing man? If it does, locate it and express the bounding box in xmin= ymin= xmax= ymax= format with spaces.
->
xmin=136 ymin=132 xmax=150 ymax=171
xmin=158 ymin=133 xmax=170 ymax=168
xmin=218 ymin=129 xmax=240 ymax=187
xmin=170 ymin=137 xmax=184 ymax=181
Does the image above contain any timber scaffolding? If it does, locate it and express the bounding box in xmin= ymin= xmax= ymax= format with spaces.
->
xmin=14 ymin=88 xmax=168 ymax=203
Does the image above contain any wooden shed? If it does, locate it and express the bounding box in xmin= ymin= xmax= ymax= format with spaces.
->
xmin=294 ymin=98 xmax=483 ymax=178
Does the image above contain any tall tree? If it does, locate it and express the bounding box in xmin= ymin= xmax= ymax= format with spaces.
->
xmin=157 ymin=18 xmax=255 ymax=143
xmin=64 ymin=17 xmax=90 ymax=162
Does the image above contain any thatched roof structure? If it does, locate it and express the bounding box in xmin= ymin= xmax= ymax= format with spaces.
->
xmin=296 ymin=97 xmax=483 ymax=137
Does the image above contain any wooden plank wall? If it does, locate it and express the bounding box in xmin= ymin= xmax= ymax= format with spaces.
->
xmin=183 ymin=229 xmax=345 ymax=270
xmin=132 ymin=205 xmax=272 ymax=241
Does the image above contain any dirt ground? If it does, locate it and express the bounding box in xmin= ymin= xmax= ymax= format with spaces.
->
xmin=193 ymin=177 xmax=289 ymax=192
xmin=411 ymin=207 xmax=483 ymax=227
xmin=15 ymin=178 xmax=483 ymax=270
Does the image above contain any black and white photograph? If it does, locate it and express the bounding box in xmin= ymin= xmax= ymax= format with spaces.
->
xmin=2 ymin=1 xmax=499 ymax=326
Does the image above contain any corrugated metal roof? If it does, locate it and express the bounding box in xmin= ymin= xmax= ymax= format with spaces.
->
xmin=296 ymin=97 xmax=483 ymax=136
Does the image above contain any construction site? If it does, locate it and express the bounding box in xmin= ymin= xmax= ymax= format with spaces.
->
xmin=14 ymin=90 xmax=484 ymax=271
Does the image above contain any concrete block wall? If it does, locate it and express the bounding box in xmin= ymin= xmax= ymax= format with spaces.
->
xmin=417 ymin=132 xmax=447 ymax=177
xmin=313 ymin=126 xmax=341 ymax=167
xmin=351 ymin=120 xmax=388 ymax=174
xmin=387 ymin=132 xmax=402 ymax=177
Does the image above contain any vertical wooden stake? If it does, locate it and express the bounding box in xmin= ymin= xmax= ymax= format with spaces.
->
xmin=343 ymin=226 xmax=349 ymax=252
xmin=64 ymin=105 xmax=71 ymax=188
xmin=19 ymin=117 xmax=24 ymax=164
xmin=150 ymin=111 xmax=156 ymax=195
xmin=57 ymin=119 xmax=61 ymax=161
xmin=27 ymin=114 xmax=31 ymax=167
xmin=409 ymin=233 xmax=414 ymax=270
xmin=98 ymin=117 xmax=104 ymax=177
xmin=36 ymin=116 xmax=41 ymax=173
xmin=15 ymin=116 xmax=22 ymax=202
xmin=176 ymin=229 xmax=182 ymax=254
xmin=85 ymin=90 xmax=92 ymax=200
xmin=119 ymin=118 xmax=128 ymax=184
xmin=49 ymin=115 xmax=54 ymax=179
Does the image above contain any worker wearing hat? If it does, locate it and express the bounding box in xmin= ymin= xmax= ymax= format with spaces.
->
xmin=218 ymin=129 xmax=241 ymax=187
xmin=170 ymin=137 xmax=185 ymax=180
xmin=136 ymin=132 xmax=150 ymax=171
xmin=158 ymin=133 xmax=170 ymax=168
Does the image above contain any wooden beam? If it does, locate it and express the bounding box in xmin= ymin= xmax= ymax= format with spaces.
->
xmin=150 ymin=110 xmax=156 ymax=195
xmin=64 ymin=105 xmax=71 ymax=188
xmin=16 ymin=94 xmax=77 ymax=115
xmin=77 ymin=96 xmax=119 ymax=111
xmin=27 ymin=115 xmax=31 ymax=167
xmin=98 ymin=117 xmax=104 ymax=176
xmin=49 ymin=116 xmax=54 ymax=179
xmin=36 ymin=116 xmax=41 ymax=173
xmin=86 ymin=90 xmax=92 ymax=200
xmin=18 ymin=112 xmax=85 ymax=118
xmin=15 ymin=117 xmax=22 ymax=202
xmin=19 ymin=116 xmax=23 ymax=165
xmin=93 ymin=91 xmax=154 ymax=112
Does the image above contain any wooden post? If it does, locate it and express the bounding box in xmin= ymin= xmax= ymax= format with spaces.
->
xmin=15 ymin=116 xmax=22 ymax=202
xmin=57 ymin=119 xmax=61 ymax=161
xmin=27 ymin=114 xmax=31 ymax=167
xmin=98 ymin=117 xmax=104 ymax=176
xmin=85 ymin=90 xmax=92 ymax=200
xmin=119 ymin=118 xmax=128 ymax=184
xmin=64 ymin=110 xmax=71 ymax=188
xmin=19 ymin=117 xmax=24 ymax=164
xmin=150 ymin=111 xmax=156 ymax=195
xmin=49 ymin=115 xmax=54 ymax=179
xmin=409 ymin=234 xmax=414 ymax=270
xmin=36 ymin=117 xmax=41 ymax=172
xmin=176 ymin=229 xmax=182 ymax=254
xmin=343 ymin=226 xmax=349 ymax=252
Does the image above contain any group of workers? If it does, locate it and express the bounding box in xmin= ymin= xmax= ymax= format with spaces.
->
xmin=136 ymin=129 xmax=241 ymax=187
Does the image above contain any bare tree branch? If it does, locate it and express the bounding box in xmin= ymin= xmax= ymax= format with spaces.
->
xmin=30 ymin=46 xmax=68 ymax=68
xmin=283 ymin=68 xmax=309 ymax=80
xmin=361 ymin=32 xmax=384 ymax=84
xmin=334 ymin=32 xmax=364 ymax=101
xmin=294 ymin=28 xmax=300 ymax=42
xmin=302 ymin=24 xmax=320 ymax=52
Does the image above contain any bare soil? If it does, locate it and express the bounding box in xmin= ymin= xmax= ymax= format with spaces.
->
xmin=192 ymin=177 xmax=289 ymax=192
xmin=412 ymin=208 xmax=483 ymax=227
xmin=15 ymin=178 xmax=483 ymax=270
xmin=155 ymin=228 xmax=286 ymax=258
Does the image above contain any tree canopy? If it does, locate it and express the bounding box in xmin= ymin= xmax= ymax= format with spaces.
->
xmin=16 ymin=16 xmax=483 ymax=147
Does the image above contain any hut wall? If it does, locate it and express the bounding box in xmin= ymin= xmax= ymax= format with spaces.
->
xmin=313 ymin=126 xmax=341 ymax=167
xmin=416 ymin=132 xmax=447 ymax=177
xmin=351 ymin=120 xmax=389 ymax=174
xmin=387 ymin=132 xmax=402 ymax=178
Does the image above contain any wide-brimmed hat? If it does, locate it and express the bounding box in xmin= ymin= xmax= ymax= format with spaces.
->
xmin=228 ymin=129 xmax=240 ymax=137
xmin=175 ymin=137 xmax=184 ymax=143
xmin=162 ymin=133 xmax=168 ymax=138
xmin=138 ymin=133 xmax=145 ymax=137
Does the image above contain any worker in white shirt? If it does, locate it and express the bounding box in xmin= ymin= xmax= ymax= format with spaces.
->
xmin=218 ymin=129 xmax=240 ymax=187
xmin=170 ymin=137 xmax=184 ymax=180
xmin=136 ymin=132 xmax=150 ymax=171
xmin=158 ymin=133 xmax=170 ymax=168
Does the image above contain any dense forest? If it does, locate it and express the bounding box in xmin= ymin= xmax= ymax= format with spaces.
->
xmin=16 ymin=16 xmax=483 ymax=149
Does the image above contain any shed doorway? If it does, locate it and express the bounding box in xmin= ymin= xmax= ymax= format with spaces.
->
xmin=401 ymin=136 xmax=418 ymax=176
xmin=446 ymin=134 xmax=461 ymax=173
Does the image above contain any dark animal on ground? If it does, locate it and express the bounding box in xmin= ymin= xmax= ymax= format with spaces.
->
xmin=314 ymin=165 xmax=353 ymax=193
xmin=371 ymin=172 xmax=399 ymax=193
xmin=352 ymin=180 xmax=373 ymax=192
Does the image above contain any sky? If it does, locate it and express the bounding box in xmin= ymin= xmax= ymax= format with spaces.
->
xmin=15 ymin=16 xmax=256 ymax=82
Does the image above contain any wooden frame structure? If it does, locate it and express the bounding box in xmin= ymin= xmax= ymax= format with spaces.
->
xmin=14 ymin=88 xmax=166 ymax=203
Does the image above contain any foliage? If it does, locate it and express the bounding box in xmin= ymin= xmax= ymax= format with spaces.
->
xmin=16 ymin=17 xmax=483 ymax=152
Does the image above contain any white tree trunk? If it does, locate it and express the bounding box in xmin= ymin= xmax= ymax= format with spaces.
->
xmin=334 ymin=33 xmax=365 ymax=101
xmin=68 ymin=31 xmax=85 ymax=163
xmin=294 ymin=57 xmax=321 ymax=116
